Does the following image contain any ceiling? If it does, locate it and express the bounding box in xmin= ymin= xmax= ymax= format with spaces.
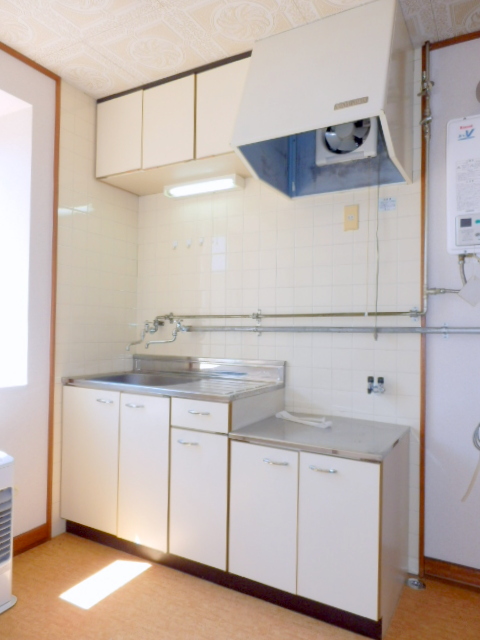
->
xmin=0 ymin=0 xmax=479 ymax=99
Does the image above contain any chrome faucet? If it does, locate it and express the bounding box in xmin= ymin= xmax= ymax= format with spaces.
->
xmin=367 ymin=376 xmax=385 ymax=394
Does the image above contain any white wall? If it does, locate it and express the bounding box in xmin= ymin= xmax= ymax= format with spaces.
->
xmin=52 ymin=81 xmax=138 ymax=536
xmin=425 ymin=38 xmax=480 ymax=569
xmin=134 ymin=51 xmax=423 ymax=573
xmin=0 ymin=49 xmax=55 ymax=537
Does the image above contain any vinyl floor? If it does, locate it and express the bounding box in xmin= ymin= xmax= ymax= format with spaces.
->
xmin=1 ymin=533 xmax=479 ymax=640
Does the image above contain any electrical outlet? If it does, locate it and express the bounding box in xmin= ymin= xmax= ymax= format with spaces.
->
xmin=344 ymin=205 xmax=359 ymax=231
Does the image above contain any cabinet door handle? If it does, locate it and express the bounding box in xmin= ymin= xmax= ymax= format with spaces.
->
xmin=309 ymin=465 xmax=338 ymax=474
xmin=263 ymin=458 xmax=289 ymax=466
xmin=188 ymin=410 xmax=210 ymax=416
xmin=96 ymin=398 xmax=114 ymax=404
xmin=125 ymin=403 xmax=145 ymax=409
xmin=177 ymin=439 xmax=199 ymax=446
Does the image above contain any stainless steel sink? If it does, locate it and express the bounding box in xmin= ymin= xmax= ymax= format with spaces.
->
xmin=82 ymin=372 xmax=200 ymax=387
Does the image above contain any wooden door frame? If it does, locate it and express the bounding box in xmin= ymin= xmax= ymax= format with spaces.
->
xmin=0 ymin=41 xmax=60 ymax=555
xmin=420 ymin=30 xmax=480 ymax=588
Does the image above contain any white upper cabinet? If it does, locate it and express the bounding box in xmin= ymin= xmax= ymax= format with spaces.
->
xmin=143 ymin=75 xmax=195 ymax=169
xmin=196 ymin=58 xmax=250 ymax=159
xmin=96 ymin=91 xmax=142 ymax=178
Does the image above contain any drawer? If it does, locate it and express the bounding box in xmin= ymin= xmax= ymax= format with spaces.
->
xmin=171 ymin=398 xmax=230 ymax=433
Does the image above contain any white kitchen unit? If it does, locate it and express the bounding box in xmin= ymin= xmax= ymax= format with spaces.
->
xmin=61 ymin=386 xmax=171 ymax=552
xmin=169 ymin=426 xmax=228 ymax=570
xmin=297 ymin=452 xmax=380 ymax=620
xmin=96 ymin=91 xmax=142 ymax=178
xmin=61 ymin=386 xmax=120 ymax=535
xmin=196 ymin=57 xmax=250 ymax=159
xmin=229 ymin=413 xmax=409 ymax=636
xmin=143 ymin=76 xmax=195 ymax=169
xmin=229 ymin=441 xmax=298 ymax=592
xmin=117 ymin=394 xmax=170 ymax=552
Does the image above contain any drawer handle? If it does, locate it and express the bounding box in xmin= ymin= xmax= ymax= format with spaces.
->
xmin=125 ymin=403 xmax=145 ymax=409
xmin=177 ymin=439 xmax=199 ymax=446
xmin=263 ymin=458 xmax=289 ymax=466
xmin=96 ymin=398 xmax=114 ymax=404
xmin=309 ymin=465 xmax=338 ymax=474
xmin=188 ymin=410 xmax=210 ymax=416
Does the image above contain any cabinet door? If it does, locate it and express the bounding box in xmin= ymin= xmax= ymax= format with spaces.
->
xmin=297 ymin=452 xmax=380 ymax=620
xmin=96 ymin=91 xmax=142 ymax=177
xmin=118 ymin=394 xmax=170 ymax=552
xmin=196 ymin=58 xmax=250 ymax=159
xmin=143 ymin=76 xmax=195 ymax=169
xmin=229 ymin=441 xmax=298 ymax=593
xmin=61 ymin=386 xmax=119 ymax=535
xmin=169 ymin=428 xmax=228 ymax=569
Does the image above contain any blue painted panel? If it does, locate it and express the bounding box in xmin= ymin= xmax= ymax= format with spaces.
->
xmin=294 ymin=125 xmax=405 ymax=197
xmin=237 ymin=121 xmax=405 ymax=198
xmin=238 ymin=137 xmax=289 ymax=196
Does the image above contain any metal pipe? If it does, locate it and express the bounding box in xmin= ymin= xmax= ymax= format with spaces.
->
xmin=155 ymin=310 xmax=417 ymax=322
xmin=420 ymin=41 xmax=432 ymax=316
xmin=182 ymin=325 xmax=480 ymax=335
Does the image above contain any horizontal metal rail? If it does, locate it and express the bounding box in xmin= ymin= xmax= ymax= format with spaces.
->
xmin=182 ymin=325 xmax=480 ymax=335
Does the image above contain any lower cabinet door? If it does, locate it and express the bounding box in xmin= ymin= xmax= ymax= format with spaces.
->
xmin=117 ymin=394 xmax=170 ymax=552
xmin=61 ymin=386 xmax=119 ymax=535
xmin=297 ymin=452 xmax=381 ymax=620
xmin=229 ymin=441 xmax=298 ymax=593
xmin=169 ymin=428 xmax=228 ymax=570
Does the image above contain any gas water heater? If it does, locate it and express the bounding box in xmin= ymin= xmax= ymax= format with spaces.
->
xmin=447 ymin=114 xmax=480 ymax=254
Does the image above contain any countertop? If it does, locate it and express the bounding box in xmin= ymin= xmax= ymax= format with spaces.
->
xmin=229 ymin=414 xmax=409 ymax=462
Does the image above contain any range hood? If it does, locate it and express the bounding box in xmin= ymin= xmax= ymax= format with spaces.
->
xmin=231 ymin=0 xmax=414 ymax=198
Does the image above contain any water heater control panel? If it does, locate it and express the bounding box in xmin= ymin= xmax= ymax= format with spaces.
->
xmin=447 ymin=115 xmax=480 ymax=254
xmin=456 ymin=215 xmax=480 ymax=247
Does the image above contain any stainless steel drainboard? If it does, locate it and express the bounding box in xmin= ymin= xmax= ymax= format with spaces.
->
xmin=170 ymin=378 xmax=273 ymax=395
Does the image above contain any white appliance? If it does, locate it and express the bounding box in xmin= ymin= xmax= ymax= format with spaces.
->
xmin=0 ymin=451 xmax=16 ymax=615
xmin=231 ymin=0 xmax=413 ymax=197
xmin=446 ymin=114 xmax=480 ymax=254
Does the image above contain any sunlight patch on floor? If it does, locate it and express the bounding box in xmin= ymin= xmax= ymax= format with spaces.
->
xmin=59 ymin=560 xmax=151 ymax=610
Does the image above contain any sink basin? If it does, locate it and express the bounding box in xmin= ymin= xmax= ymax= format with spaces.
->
xmin=82 ymin=372 xmax=200 ymax=387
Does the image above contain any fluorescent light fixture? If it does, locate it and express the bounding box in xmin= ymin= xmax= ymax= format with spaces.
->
xmin=59 ymin=560 xmax=151 ymax=610
xmin=164 ymin=174 xmax=244 ymax=198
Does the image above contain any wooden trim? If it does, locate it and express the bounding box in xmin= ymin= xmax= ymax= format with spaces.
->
xmin=67 ymin=521 xmax=383 ymax=639
xmin=430 ymin=30 xmax=480 ymax=51
xmin=425 ymin=557 xmax=480 ymax=589
xmin=13 ymin=524 xmax=50 ymax=556
xmin=46 ymin=74 xmax=61 ymax=538
xmin=98 ymin=51 xmax=252 ymax=104
xmin=0 ymin=42 xmax=59 ymax=81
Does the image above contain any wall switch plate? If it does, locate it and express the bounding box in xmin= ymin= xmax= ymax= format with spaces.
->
xmin=344 ymin=204 xmax=359 ymax=231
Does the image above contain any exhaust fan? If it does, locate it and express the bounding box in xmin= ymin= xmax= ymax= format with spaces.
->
xmin=231 ymin=0 xmax=413 ymax=197
xmin=316 ymin=118 xmax=378 ymax=166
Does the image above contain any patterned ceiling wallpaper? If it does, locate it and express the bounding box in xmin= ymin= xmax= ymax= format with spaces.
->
xmin=0 ymin=0 xmax=479 ymax=98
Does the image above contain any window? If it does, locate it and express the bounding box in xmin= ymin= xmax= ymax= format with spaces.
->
xmin=0 ymin=89 xmax=32 ymax=388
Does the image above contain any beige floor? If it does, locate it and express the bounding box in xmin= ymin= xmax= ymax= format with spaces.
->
xmin=1 ymin=534 xmax=479 ymax=639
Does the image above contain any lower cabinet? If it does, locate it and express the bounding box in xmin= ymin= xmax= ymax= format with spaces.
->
xmin=229 ymin=441 xmax=298 ymax=593
xmin=229 ymin=440 xmax=392 ymax=622
xmin=117 ymin=394 xmax=170 ymax=552
xmin=169 ymin=427 xmax=228 ymax=570
xmin=61 ymin=386 xmax=120 ymax=535
xmin=297 ymin=452 xmax=380 ymax=620
xmin=61 ymin=386 xmax=170 ymax=551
